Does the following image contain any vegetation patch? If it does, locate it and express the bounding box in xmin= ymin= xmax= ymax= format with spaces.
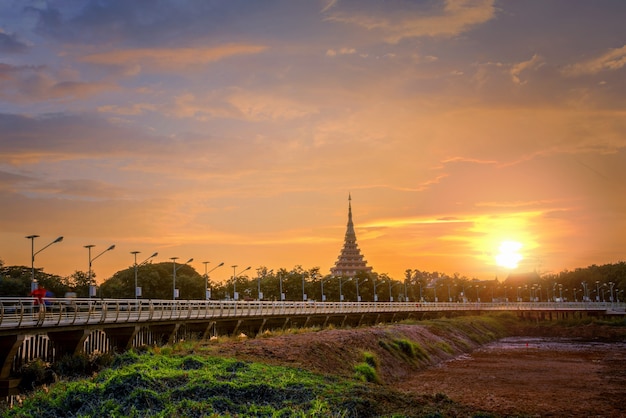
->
xmin=379 ymin=337 xmax=430 ymax=364
xmin=6 ymin=352 xmax=374 ymax=417
xmin=354 ymin=351 xmax=381 ymax=384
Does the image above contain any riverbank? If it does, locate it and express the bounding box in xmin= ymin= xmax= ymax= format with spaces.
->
xmin=4 ymin=314 xmax=626 ymax=417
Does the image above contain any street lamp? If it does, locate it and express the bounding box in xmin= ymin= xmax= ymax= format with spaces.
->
xmin=131 ymin=251 xmax=158 ymax=299
xmin=26 ymin=235 xmax=63 ymax=292
xmin=339 ymin=276 xmax=352 ymax=302
xmin=231 ymin=265 xmax=251 ymax=301
xmin=388 ymin=281 xmax=402 ymax=302
xmin=320 ymin=275 xmax=330 ymax=302
xmin=203 ymin=261 xmax=224 ymax=300
xmin=171 ymin=257 xmax=193 ymax=299
xmin=278 ymin=271 xmax=285 ymax=301
xmin=374 ymin=277 xmax=384 ymax=302
xmin=356 ymin=278 xmax=368 ymax=302
xmin=85 ymin=244 xmax=115 ymax=297
xmin=301 ymin=272 xmax=307 ymax=301
xmin=256 ymin=269 xmax=272 ymax=301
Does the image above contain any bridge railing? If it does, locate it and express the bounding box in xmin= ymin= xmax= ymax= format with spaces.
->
xmin=0 ymin=297 xmax=622 ymax=330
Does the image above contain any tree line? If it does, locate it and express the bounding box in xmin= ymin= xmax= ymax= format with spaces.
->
xmin=1 ymin=259 xmax=624 ymax=303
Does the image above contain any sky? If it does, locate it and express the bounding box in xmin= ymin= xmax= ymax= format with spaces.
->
xmin=1 ymin=0 xmax=625 ymax=285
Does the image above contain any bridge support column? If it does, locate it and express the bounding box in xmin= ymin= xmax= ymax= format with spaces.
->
xmin=147 ymin=324 xmax=180 ymax=346
xmin=256 ymin=319 xmax=268 ymax=336
xmin=48 ymin=329 xmax=90 ymax=358
xmin=0 ymin=334 xmax=25 ymax=383
xmin=105 ymin=326 xmax=140 ymax=352
xmin=232 ymin=320 xmax=244 ymax=336
xmin=282 ymin=317 xmax=290 ymax=330
xmin=202 ymin=321 xmax=217 ymax=339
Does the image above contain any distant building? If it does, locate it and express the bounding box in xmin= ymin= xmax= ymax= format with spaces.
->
xmin=330 ymin=194 xmax=373 ymax=277
xmin=504 ymin=271 xmax=541 ymax=287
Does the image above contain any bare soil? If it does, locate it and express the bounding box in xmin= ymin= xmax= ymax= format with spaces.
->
xmin=400 ymin=338 xmax=626 ymax=417
xmin=203 ymin=321 xmax=626 ymax=417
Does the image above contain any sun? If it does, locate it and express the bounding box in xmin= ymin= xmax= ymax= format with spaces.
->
xmin=495 ymin=240 xmax=523 ymax=269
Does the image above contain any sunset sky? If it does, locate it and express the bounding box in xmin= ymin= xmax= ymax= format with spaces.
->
xmin=1 ymin=0 xmax=625 ymax=285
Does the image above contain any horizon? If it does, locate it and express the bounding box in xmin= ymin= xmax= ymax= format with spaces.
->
xmin=1 ymin=1 xmax=625 ymax=283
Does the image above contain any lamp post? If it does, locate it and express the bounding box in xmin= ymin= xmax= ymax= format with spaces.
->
xmin=85 ymin=244 xmax=115 ymax=298
xmin=203 ymin=261 xmax=224 ymax=300
xmin=131 ymin=251 xmax=158 ymax=299
xmin=231 ymin=265 xmax=251 ymax=301
xmin=257 ymin=269 xmax=272 ymax=301
xmin=320 ymin=275 xmax=329 ymax=302
xmin=301 ymin=272 xmax=307 ymax=301
xmin=595 ymin=281 xmax=600 ymax=302
xmin=278 ymin=271 xmax=285 ymax=301
xmin=389 ymin=281 xmax=403 ymax=302
xmin=581 ymin=281 xmax=588 ymax=301
xmin=171 ymin=257 xmax=193 ymax=299
xmin=356 ymin=278 xmax=368 ymax=302
xmin=373 ymin=278 xmax=384 ymax=302
xmin=339 ymin=276 xmax=351 ymax=302
xmin=26 ymin=235 xmax=63 ymax=292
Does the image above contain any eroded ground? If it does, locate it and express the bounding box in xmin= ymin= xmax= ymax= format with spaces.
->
xmin=206 ymin=323 xmax=626 ymax=417
xmin=398 ymin=337 xmax=626 ymax=417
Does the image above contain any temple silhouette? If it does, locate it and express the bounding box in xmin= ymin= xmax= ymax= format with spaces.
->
xmin=330 ymin=194 xmax=373 ymax=277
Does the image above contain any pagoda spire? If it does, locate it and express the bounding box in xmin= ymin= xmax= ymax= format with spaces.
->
xmin=346 ymin=193 xmax=355 ymax=240
xmin=330 ymin=194 xmax=373 ymax=278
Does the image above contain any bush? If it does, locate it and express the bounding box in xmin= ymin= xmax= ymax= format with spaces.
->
xmin=354 ymin=363 xmax=380 ymax=384
xmin=53 ymin=351 xmax=115 ymax=378
xmin=363 ymin=351 xmax=379 ymax=369
xmin=19 ymin=359 xmax=52 ymax=390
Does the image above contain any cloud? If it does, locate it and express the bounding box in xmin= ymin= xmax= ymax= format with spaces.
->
xmin=562 ymin=45 xmax=626 ymax=77
xmin=510 ymin=54 xmax=544 ymax=85
xmin=325 ymin=0 xmax=497 ymax=43
xmin=0 ymin=29 xmax=29 ymax=53
xmin=169 ymin=89 xmax=319 ymax=122
xmin=326 ymin=47 xmax=357 ymax=57
xmin=0 ymin=63 xmax=113 ymax=102
xmin=79 ymin=44 xmax=268 ymax=72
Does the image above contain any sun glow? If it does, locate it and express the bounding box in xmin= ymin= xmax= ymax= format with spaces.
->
xmin=495 ymin=240 xmax=523 ymax=269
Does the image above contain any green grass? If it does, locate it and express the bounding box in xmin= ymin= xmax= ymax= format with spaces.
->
xmin=354 ymin=352 xmax=381 ymax=384
xmin=5 ymin=352 xmax=367 ymax=417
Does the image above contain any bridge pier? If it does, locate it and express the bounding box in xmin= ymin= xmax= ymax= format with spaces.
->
xmin=202 ymin=321 xmax=217 ymax=339
xmin=105 ymin=326 xmax=140 ymax=352
xmin=0 ymin=334 xmax=26 ymax=389
xmin=232 ymin=320 xmax=244 ymax=336
xmin=48 ymin=329 xmax=91 ymax=358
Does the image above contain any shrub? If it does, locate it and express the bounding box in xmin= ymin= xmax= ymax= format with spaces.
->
xmin=354 ymin=363 xmax=380 ymax=384
xmin=363 ymin=351 xmax=379 ymax=369
xmin=19 ymin=359 xmax=51 ymax=390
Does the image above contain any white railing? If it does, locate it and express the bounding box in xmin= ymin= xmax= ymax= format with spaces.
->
xmin=0 ymin=297 xmax=622 ymax=330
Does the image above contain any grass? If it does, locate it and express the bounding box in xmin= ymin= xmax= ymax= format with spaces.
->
xmin=6 ymin=352 xmax=361 ymax=417
xmin=354 ymin=352 xmax=381 ymax=384
xmin=379 ymin=338 xmax=430 ymax=363
xmin=9 ymin=314 xmax=600 ymax=417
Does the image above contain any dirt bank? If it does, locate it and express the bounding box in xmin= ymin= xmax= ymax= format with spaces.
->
xmin=202 ymin=317 xmax=626 ymax=417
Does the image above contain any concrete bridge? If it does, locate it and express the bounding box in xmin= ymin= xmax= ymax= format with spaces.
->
xmin=1 ymin=297 xmax=623 ymax=391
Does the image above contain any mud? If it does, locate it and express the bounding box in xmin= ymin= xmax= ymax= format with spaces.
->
xmin=398 ymin=337 xmax=626 ymax=417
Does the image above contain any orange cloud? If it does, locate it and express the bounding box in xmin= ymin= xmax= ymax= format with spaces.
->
xmin=325 ymin=0 xmax=496 ymax=43
xmin=562 ymin=45 xmax=626 ymax=77
xmin=80 ymin=44 xmax=268 ymax=71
